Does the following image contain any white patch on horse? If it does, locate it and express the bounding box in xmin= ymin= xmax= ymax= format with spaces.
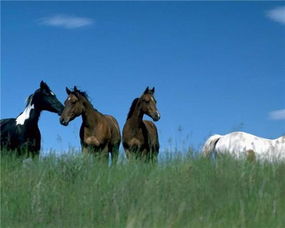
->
xmin=16 ymin=103 xmax=35 ymax=125
xmin=50 ymin=91 xmax=55 ymax=96
xmin=202 ymin=131 xmax=285 ymax=161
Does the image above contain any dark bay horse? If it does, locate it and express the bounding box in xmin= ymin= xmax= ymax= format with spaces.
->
xmin=0 ymin=81 xmax=64 ymax=156
xmin=122 ymin=87 xmax=160 ymax=162
xmin=60 ymin=86 xmax=121 ymax=164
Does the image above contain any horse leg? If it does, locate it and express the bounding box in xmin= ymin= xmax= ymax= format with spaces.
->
xmin=93 ymin=145 xmax=109 ymax=164
xmin=125 ymin=143 xmax=139 ymax=161
xmin=149 ymin=148 xmax=158 ymax=164
xmin=110 ymin=143 xmax=119 ymax=165
xmin=29 ymin=141 xmax=40 ymax=159
xmin=20 ymin=141 xmax=39 ymax=158
xmin=125 ymin=149 xmax=133 ymax=160
xmin=141 ymin=148 xmax=151 ymax=162
xmin=82 ymin=144 xmax=92 ymax=154
xmin=126 ymin=147 xmax=141 ymax=161
xmin=101 ymin=145 xmax=109 ymax=164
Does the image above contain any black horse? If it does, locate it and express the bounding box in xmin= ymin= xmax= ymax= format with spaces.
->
xmin=0 ymin=81 xmax=64 ymax=156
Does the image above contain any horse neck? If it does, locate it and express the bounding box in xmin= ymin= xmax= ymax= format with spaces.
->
xmin=16 ymin=98 xmax=42 ymax=127
xmin=81 ymin=100 xmax=101 ymax=128
xmin=127 ymin=102 xmax=144 ymax=127
xmin=26 ymin=108 xmax=41 ymax=125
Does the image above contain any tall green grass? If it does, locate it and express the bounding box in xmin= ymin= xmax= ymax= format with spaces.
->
xmin=1 ymin=151 xmax=285 ymax=227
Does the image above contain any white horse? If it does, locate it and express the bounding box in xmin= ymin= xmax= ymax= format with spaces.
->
xmin=202 ymin=131 xmax=285 ymax=161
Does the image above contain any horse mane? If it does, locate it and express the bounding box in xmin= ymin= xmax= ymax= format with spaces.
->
xmin=72 ymin=88 xmax=89 ymax=100
xmin=25 ymin=94 xmax=34 ymax=107
xmin=72 ymin=87 xmax=100 ymax=112
xmin=127 ymin=98 xmax=139 ymax=119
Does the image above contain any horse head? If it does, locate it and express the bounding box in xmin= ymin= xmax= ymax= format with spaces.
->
xmin=139 ymin=87 xmax=160 ymax=121
xmin=33 ymin=81 xmax=64 ymax=115
xmin=60 ymin=86 xmax=86 ymax=126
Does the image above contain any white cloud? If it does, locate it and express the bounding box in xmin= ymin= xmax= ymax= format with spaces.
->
xmin=269 ymin=109 xmax=285 ymax=120
xmin=39 ymin=15 xmax=93 ymax=29
xmin=266 ymin=6 xmax=285 ymax=25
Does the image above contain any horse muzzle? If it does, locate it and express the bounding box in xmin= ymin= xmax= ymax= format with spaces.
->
xmin=58 ymin=105 xmax=64 ymax=116
xmin=60 ymin=117 xmax=69 ymax=126
xmin=153 ymin=111 xmax=160 ymax=121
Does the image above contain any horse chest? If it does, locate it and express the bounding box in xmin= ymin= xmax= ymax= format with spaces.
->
xmin=17 ymin=124 xmax=40 ymax=138
xmin=9 ymin=123 xmax=40 ymax=151
xmin=81 ymin=126 xmax=109 ymax=147
xmin=127 ymin=128 xmax=150 ymax=148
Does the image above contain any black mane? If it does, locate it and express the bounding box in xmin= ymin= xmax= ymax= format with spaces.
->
xmin=25 ymin=94 xmax=34 ymax=107
xmin=72 ymin=87 xmax=89 ymax=100
xmin=127 ymin=98 xmax=139 ymax=119
xmin=71 ymin=87 xmax=100 ymax=112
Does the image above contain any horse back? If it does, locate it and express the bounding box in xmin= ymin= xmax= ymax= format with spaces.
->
xmin=216 ymin=131 xmax=281 ymax=157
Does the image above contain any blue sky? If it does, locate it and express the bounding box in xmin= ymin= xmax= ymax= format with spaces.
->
xmin=2 ymin=1 xmax=285 ymax=154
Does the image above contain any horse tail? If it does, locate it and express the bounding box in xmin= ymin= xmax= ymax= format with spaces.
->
xmin=202 ymin=134 xmax=222 ymax=157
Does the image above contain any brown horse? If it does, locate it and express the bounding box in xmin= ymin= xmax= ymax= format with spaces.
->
xmin=60 ymin=86 xmax=121 ymax=164
xmin=122 ymin=87 xmax=160 ymax=162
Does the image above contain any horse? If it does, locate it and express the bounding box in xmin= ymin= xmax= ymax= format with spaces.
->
xmin=122 ymin=87 xmax=160 ymax=162
xmin=202 ymin=131 xmax=285 ymax=161
xmin=60 ymin=86 xmax=121 ymax=164
xmin=0 ymin=81 xmax=64 ymax=157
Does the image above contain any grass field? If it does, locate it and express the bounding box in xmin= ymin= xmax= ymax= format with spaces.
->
xmin=1 ymin=151 xmax=285 ymax=228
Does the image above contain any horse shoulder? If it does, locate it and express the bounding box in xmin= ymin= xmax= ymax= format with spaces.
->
xmin=104 ymin=115 xmax=121 ymax=144
xmin=143 ymin=120 xmax=159 ymax=144
xmin=105 ymin=115 xmax=120 ymax=133
xmin=143 ymin=120 xmax=157 ymax=132
xmin=123 ymin=119 xmax=140 ymax=137
xmin=123 ymin=120 xmax=143 ymax=148
xmin=122 ymin=129 xmax=143 ymax=149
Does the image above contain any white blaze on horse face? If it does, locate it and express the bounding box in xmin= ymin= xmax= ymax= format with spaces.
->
xmin=16 ymin=103 xmax=35 ymax=125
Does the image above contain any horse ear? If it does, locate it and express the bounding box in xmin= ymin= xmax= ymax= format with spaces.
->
xmin=151 ymin=87 xmax=155 ymax=94
xmin=143 ymin=86 xmax=149 ymax=94
xmin=74 ymin=86 xmax=78 ymax=92
xmin=40 ymin=81 xmax=45 ymax=88
xmin=66 ymin=87 xmax=71 ymax=95
xmin=40 ymin=81 xmax=49 ymax=91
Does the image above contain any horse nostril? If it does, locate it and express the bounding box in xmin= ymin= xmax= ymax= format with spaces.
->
xmin=157 ymin=112 xmax=160 ymax=120
xmin=156 ymin=112 xmax=160 ymax=120
xmin=153 ymin=112 xmax=160 ymax=121
xmin=60 ymin=118 xmax=68 ymax=126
